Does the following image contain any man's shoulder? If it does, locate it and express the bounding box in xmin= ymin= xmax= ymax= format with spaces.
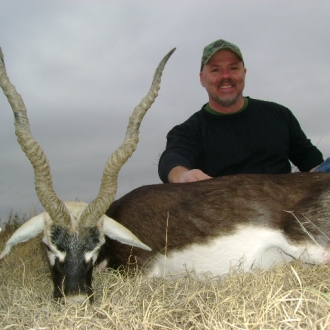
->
xmin=181 ymin=105 xmax=208 ymax=124
xmin=247 ymin=97 xmax=293 ymax=116
xmin=247 ymin=97 xmax=288 ymax=110
xmin=168 ymin=105 xmax=208 ymax=135
xmin=247 ymin=97 xmax=295 ymax=123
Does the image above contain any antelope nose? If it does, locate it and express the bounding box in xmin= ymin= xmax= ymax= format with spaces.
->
xmin=60 ymin=294 xmax=91 ymax=305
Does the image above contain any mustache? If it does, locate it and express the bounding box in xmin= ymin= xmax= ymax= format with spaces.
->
xmin=217 ymin=78 xmax=236 ymax=88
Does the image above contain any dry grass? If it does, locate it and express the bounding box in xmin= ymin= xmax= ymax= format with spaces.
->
xmin=1 ymin=228 xmax=330 ymax=329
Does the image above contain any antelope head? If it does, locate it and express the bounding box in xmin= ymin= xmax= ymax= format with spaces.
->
xmin=0 ymin=47 xmax=175 ymax=303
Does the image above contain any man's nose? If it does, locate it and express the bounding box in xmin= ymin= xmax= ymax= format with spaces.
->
xmin=220 ymin=68 xmax=231 ymax=78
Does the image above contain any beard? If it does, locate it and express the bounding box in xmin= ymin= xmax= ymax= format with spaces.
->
xmin=210 ymin=78 xmax=244 ymax=107
xmin=211 ymin=92 xmax=243 ymax=107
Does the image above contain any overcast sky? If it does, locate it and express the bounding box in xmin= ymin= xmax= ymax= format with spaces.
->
xmin=1 ymin=0 xmax=330 ymax=225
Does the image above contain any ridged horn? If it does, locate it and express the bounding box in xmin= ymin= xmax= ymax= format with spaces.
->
xmin=0 ymin=47 xmax=71 ymax=226
xmin=80 ymin=48 xmax=176 ymax=226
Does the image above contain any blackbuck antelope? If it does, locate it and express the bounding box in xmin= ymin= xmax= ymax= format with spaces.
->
xmin=1 ymin=48 xmax=330 ymax=304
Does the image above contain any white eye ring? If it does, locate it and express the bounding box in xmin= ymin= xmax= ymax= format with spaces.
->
xmin=43 ymin=238 xmax=67 ymax=264
xmin=84 ymin=247 xmax=100 ymax=264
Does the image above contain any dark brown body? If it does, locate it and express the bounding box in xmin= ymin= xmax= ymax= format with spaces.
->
xmin=101 ymin=172 xmax=330 ymax=271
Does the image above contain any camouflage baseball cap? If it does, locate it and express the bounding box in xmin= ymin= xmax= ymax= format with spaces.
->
xmin=200 ymin=39 xmax=244 ymax=71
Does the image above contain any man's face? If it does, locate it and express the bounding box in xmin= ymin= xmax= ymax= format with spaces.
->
xmin=200 ymin=50 xmax=246 ymax=109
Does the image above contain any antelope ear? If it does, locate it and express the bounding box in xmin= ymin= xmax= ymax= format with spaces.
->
xmin=100 ymin=215 xmax=151 ymax=251
xmin=0 ymin=212 xmax=47 ymax=259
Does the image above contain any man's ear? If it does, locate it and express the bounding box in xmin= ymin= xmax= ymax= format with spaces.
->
xmin=199 ymin=71 xmax=205 ymax=87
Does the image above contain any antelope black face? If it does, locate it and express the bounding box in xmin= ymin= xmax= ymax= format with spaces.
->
xmin=43 ymin=226 xmax=104 ymax=303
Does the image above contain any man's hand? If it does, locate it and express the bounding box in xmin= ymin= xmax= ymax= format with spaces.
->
xmin=168 ymin=166 xmax=212 ymax=183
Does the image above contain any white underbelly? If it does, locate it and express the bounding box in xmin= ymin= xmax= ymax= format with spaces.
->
xmin=146 ymin=226 xmax=329 ymax=278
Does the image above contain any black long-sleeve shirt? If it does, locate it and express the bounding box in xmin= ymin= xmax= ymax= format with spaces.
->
xmin=158 ymin=97 xmax=323 ymax=183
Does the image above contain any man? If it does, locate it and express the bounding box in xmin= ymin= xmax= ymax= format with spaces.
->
xmin=158 ymin=39 xmax=324 ymax=183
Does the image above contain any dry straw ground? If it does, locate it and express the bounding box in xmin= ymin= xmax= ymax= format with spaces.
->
xmin=0 ymin=216 xmax=330 ymax=330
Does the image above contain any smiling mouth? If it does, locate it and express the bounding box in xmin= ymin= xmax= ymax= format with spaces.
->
xmin=219 ymin=85 xmax=233 ymax=89
xmin=217 ymin=79 xmax=236 ymax=90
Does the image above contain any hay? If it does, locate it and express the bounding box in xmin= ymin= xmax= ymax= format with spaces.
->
xmin=1 ymin=231 xmax=329 ymax=329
